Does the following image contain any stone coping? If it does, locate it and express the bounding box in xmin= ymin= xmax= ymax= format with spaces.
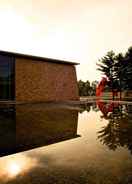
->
xmin=0 ymin=99 xmax=132 ymax=106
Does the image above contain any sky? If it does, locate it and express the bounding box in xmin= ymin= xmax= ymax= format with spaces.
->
xmin=0 ymin=0 xmax=132 ymax=82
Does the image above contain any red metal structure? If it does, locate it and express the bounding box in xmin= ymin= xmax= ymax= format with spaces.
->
xmin=96 ymin=77 xmax=119 ymax=117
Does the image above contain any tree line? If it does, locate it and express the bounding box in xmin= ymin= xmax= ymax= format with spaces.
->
xmin=78 ymin=80 xmax=98 ymax=96
xmin=78 ymin=46 xmax=132 ymax=97
xmin=97 ymin=46 xmax=132 ymax=97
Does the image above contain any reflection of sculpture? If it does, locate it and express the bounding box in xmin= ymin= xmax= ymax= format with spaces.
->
xmin=0 ymin=103 xmax=79 ymax=157
xmin=97 ymin=103 xmax=132 ymax=154
xmin=97 ymin=101 xmax=119 ymax=118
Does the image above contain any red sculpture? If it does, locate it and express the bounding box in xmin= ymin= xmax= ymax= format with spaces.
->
xmin=96 ymin=77 xmax=119 ymax=117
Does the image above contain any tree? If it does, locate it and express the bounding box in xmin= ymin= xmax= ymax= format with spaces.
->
xmin=78 ymin=80 xmax=98 ymax=96
xmin=85 ymin=80 xmax=91 ymax=95
xmin=78 ymin=80 xmax=85 ymax=96
xmin=78 ymin=80 xmax=91 ymax=96
xmin=91 ymin=80 xmax=98 ymax=95
xmin=123 ymin=47 xmax=132 ymax=90
xmin=97 ymin=51 xmax=118 ymax=99
xmin=114 ymin=53 xmax=125 ymax=99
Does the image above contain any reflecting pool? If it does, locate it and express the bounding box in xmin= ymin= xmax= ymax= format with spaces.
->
xmin=0 ymin=101 xmax=132 ymax=184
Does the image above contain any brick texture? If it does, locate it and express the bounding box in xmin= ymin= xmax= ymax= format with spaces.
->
xmin=15 ymin=58 xmax=79 ymax=102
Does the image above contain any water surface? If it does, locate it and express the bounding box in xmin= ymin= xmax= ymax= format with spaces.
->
xmin=0 ymin=101 xmax=132 ymax=184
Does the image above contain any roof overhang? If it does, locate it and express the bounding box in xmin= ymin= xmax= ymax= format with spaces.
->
xmin=0 ymin=50 xmax=79 ymax=65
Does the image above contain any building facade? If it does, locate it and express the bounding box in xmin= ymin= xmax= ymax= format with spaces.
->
xmin=0 ymin=51 xmax=79 ymax=102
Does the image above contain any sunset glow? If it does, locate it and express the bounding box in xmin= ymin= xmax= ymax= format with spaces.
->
xmin=0 ymin=154 xmax=37 ymax=180
xmin=0 ymin=0 xmax=132 ymax=81
xmin=8 ymin=162 xmax=21 ymax=177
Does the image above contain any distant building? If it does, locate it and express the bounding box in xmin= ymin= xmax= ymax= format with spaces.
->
xmin=0 ymin=50 xmax=79 ymax=102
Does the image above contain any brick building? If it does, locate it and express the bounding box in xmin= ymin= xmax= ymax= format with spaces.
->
xmin=0 ymin=51 xmax=79 ymax=102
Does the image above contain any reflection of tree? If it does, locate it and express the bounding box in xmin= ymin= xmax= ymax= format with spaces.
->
xmin=79 ymin=102 xmax=99 ymax=113
xmin=92 ymin=103 xmax=99 ymax=112
xmin=97 ymin=104 xmax=132 ymax=154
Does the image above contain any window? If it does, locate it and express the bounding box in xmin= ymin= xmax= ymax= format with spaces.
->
xmin=0 ymin=55 xmax=15 ymax=100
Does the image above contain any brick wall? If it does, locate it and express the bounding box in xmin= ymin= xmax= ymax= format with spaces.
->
xmin=15 ymin=58 xmax=79 ymax=102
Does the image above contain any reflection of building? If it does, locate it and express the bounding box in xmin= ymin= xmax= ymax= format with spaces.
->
xmin=0 ymin=50 xmax=79 ymax=102
xmin=0 ymin=104 xmax=79 ymax=157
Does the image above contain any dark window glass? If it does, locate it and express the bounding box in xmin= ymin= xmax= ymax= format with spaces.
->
xmin=0 ymin=55 xmax=15 ymax=100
